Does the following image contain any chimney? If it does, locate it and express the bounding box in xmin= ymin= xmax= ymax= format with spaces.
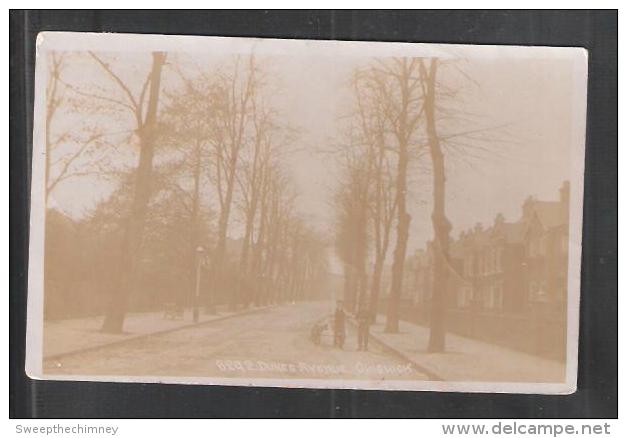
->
xmin=560 ymin=180 xmax=570 ymax=207
xmin=494 ymin=213 xmax=505 ymax=227
xmin=522 ymin=195 xmax=535 ymax=221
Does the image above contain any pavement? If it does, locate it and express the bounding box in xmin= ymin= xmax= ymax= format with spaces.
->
xmin=43 ymin=301 xmax=429 ymax=381
xmin=365 ymin=317 xmax=566 ymax=383
xmin=43 ymin=305 xmax=262 ymax=359
xmin=42 ymin=301 xmax=566 ymax=384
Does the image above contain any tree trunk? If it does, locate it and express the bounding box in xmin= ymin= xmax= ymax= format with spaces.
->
xmin=385 ymin=62 xmax=412 ymax=333
xmin=424 ymin=58 xmax=452 ymax=353
xmin=101 ymin=52 xmax=166 ymax=333
xmin=251 ymin=188 xmax=268 ymax=306
xmin=238 ymin=210 xmax=254 ymax=306
xmin=188 ymin=141 xmax=202 ymax=309
xmin=369 ymin=253 xmax=384 ymax=323
xmin=213 ymin=158 xmax=238 ymax=309
xmin=355 ymin=236 xmax=368 ymax=313
xmin=385 ymin=208 xmax=410 ymax=333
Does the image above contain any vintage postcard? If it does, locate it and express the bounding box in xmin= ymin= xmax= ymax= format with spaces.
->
xmin=26 ymin=32 xmax=587 ymax=393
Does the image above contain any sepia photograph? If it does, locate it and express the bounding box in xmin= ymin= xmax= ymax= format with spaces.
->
xmin=25 ymin=32 xmax=587 ymax=393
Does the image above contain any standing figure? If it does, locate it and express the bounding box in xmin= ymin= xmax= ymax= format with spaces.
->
xmin=356 ymin=305 xmax=371 ymax=351
xmin=333 ymin=301 xmax=346 ymax=349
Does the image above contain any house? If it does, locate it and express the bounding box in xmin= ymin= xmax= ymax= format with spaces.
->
xmin=471 ymin=215 xmax=527 ymax=313
xmin=413 ymin=248 xmax=432 ymax=305
xmin=411 ymin=181 xmax=570 ymax=316
xmin=404 ymin=181 xmax=570 ymax=358
xmin=522 ymin=181 xmax=570 ymax=311
xmin=458 ymin=222 xmax=491 ymax=310
xmin=411 ymin=238 xmax=465 ymax=309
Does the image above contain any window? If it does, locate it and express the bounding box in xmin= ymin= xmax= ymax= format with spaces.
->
xmin=561 ymin=235 xmax=569 ymax=254
xmin=529 ymin=280 xmax=548 ymax=302
xmin=494 ymin=283 xmax=504 ymax=309
xmin=464 ymin=256 xmax=473 ymax=277
xmin=488 ymin=249 xmax=493 ymax=273
xmin=488 ymin=249 xmax=495 ymax=274
xmin=495 ymin=247 xmax=503 ymax=272
xmin=528 ymin=281 xmax=538 ymax=301
xmin=458 ymin=287 xmax=472 ymax=308
xmin=487 ymin=283 xmax=504 ymax=309
xmin=538 ymin=281 xmax=548 ymax=301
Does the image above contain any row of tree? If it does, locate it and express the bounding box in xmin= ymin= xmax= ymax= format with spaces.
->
xmin=44 ymin=52 xmax=328 ymax=331
xmin=334 ymin=58 xmax=452 ymax=352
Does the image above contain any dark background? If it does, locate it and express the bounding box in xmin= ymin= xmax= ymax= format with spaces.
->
xmin=9 ymin=10 xmax=617 ymax=418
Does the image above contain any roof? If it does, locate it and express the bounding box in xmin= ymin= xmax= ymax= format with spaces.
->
xmin=448 ymin=239 xmax=465 ymax=259
xmin=494 ymin=221 xmax=525 ymax=244
xmin=533 ymin=201 xmax=568 ymax=230
xmin=415 ymin=183 xmax=570 ymax=262
xmin=466 ymin=227 xmax=492 ymax=246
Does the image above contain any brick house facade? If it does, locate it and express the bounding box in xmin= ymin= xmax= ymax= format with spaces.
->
xmin=405 ymin=181 xmax=570 ymax=359
xmin=411 ymin=181 xmax=569 ymax=314
xmin=522 ymin=181 xmax=570 ymax=313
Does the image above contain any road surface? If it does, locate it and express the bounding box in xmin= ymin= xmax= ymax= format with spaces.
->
xmin=44 ymin=301 xmax=429 ymax=382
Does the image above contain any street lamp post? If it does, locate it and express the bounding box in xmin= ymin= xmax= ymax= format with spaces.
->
xmin=193 ymin=245 xmax=205 ymax=323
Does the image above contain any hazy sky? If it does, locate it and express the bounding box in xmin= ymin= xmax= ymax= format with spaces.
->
xmin=48 ymin=50 xmax=575 ymax=261
xmin=269 ymin=54 xmax=574 ymax=252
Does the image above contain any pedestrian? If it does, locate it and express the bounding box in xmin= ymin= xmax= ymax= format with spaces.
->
xmin=356 ymin=305 xmax=371 ymax=351
xmin=333 ymin=301 xmax=346 ymax=349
